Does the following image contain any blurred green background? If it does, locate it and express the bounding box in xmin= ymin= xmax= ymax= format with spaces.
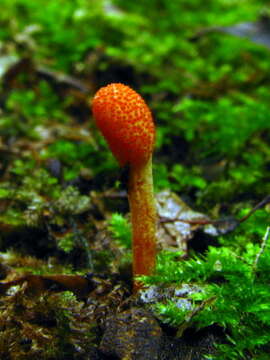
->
xmin=1 ymin=0 xmax=270 ymax=213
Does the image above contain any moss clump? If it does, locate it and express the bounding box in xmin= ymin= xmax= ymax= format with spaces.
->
xmin=0 ymin=289 xmax=98 ymax=359
xmin=143 ymin=221 xmax=270 ymax=359
xmin=108 ymin=213 xmax=131 ymax=249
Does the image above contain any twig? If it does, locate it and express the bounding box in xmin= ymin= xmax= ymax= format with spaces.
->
xmin=253 ymin=226 xmax=270 ymax=271
xmin=238 ymin=196 xmax=270 ymax=223
xmin=37 ymin=66 xmax=89 ymax=93
xmin=159 ymin=216 xmax=211 ymax=225
xmin=160 ymin=195 xmax=270 ymax=235
xmin=176 ymin=296 xmax=216 ymax=338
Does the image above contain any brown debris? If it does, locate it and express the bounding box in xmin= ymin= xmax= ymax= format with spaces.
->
xmin=0 ymin=274 xmax=95 ymax=298
xmin=99 ymin=308 xmax=163 ymax=360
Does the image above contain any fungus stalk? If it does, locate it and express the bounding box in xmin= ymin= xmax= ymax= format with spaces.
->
xmin=128 ymin=155 xmax=156 ymax=277
xmin=92 ymin=83 xmax=156 ymax=286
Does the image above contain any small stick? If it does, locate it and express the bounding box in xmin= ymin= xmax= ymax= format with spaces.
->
xmin=253 ymin=226 xmax=270 ymax=271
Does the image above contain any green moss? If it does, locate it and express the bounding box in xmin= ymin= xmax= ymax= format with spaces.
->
xmin=57 ymin=233 xmax=76 ymax=253
xmin=1 ymin=81 xmax=68 ymax=139
xmin=41 ymin=139 xmax=116 ymax=181
xmin=143 ymin=221 xmax=270 ymax=359
xmin=108 ymin=212 xmax=132 ymax=249
xmin=0 ymin=289 xmax=97 ymax=359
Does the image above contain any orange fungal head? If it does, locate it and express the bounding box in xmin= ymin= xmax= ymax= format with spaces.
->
xmin=92 ymin=83 xmax=155 ymax=167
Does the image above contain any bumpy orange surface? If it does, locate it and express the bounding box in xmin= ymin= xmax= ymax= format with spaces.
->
xmin=92 ymin=83 xmax=155 ymax=167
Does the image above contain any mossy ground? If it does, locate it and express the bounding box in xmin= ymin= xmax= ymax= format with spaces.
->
xmin=0 ymin=0 xmax=269 ymax=359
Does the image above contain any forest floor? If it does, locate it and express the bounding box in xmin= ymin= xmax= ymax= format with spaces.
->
xmin=0 ymin=1 xmax=270 ymax=359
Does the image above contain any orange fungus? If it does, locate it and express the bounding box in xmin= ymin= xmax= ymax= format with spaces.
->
xmin=92 ymin=83 xmax=155 ymax=167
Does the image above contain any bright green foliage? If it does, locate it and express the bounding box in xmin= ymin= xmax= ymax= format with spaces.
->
xmin=154 ymin=163 xmax=207 ymax=192
xmin=156 ymin=299 xmax=191 ymax=330
xmin=0 ymin=0 xmax=108 ymax=70
xmin=143 ymin=224 xmax=270 ymax=359
xmin=1 ymin=81 xmax=68 ymax=139
xmin=58 ymin=233 xmax=76 ymax=253
xmin=41 ymin=139 xmax=115 ymax=181
xmin=108 ymin=212 xmax=132 ymax=248
xmin=0 ymin=0 xmax=269 ymax=206
xmin=156 ymin=85 xmax=270 ymax=205
xmin=173 ymin=92 xmax=270 ymax=157
xmin=220 ymin=209 xmax=270 ymax=251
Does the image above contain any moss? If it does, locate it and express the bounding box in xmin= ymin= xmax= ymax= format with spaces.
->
xmin=143 ymin=222 xmax=270 ymax=359
xmin=108 ymin=213 xmax=132 ymax=249
xmin=0 ymin=288 xmax=97 ymax=359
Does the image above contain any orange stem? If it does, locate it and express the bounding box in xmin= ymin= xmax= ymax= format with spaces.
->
xmin=128 ymin=155 xmax=157 ymax=287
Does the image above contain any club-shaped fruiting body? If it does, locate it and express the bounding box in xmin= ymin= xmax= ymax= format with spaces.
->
xmin=92 ymin=83 xmax=157 ymax=287
xmin=92 ymin=83 xmax=155 ymax=167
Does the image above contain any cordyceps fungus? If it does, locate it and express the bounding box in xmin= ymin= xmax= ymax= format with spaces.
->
xmin=92 ymin=83 xmax=156 ymax=290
